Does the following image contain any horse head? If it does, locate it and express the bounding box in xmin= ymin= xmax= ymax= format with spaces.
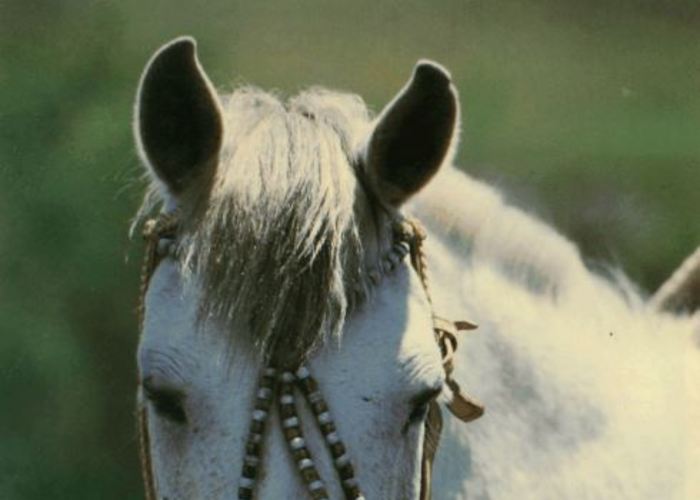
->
xmin=134 ymin=36 xmax=469 ymax=499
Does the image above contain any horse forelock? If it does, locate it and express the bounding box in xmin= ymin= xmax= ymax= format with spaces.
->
xmin=142 ymin=86 xmax=384 ymax=361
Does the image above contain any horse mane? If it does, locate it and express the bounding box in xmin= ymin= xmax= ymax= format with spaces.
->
xmin=137 ymin=86 xmax=385 ymax=360
xmin=410 ymin=166 xmax=657 ymax=312
xmin=411 ymin=167 xmax=591 ymax=295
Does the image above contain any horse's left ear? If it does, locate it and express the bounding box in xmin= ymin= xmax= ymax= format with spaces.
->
xmin=134 ymin=36 xmax=223 ymax=199
xmin=363 ymin=60 xmax=459 ymax=206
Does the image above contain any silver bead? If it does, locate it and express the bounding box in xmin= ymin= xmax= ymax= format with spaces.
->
xmin=290 ymin=437 xmax=305 ymax=450
xmin=282 ymin=416 xmax=300 ymax=428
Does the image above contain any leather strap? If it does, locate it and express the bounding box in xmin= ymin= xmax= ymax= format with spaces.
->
xmin=138 ymin=406 xmax=157 ymax=500
xmin=419 ymin=318 xmax=484 ymax=500
xmin=420 ymin=402 xmax=443 ymax=500
xmin=402 ymin=219 xmax=484 ymax=500
xmin=137 ymin=214 xmax=484 ymax=500
xmin=137 ymin=214 xmax=178 ymax=500
xmin=432 ymin=316 xmax=484 ymax=423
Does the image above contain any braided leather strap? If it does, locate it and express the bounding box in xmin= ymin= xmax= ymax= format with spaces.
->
xmin=137 ymin=213 xmax=180 ymax=500
xmin=399 ymin=218 xmax=484 ymax=422
xmin=398 ymin=218 xmax=484 ymax=500
xmin=138 ymin=213 xmax=179 ymax=328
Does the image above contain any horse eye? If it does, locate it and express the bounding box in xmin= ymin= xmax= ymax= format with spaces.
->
xmin=142 ymin=377 xmax=187 ymax=424
xmin=405 ymin=386 xmax=443 ymax=429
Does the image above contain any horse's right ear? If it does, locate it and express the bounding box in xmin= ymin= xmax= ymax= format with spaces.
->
xmin=362 ymin=61 xmax=459 ymax=207
xmin=135 ymin=37 xmax=223 ymax=198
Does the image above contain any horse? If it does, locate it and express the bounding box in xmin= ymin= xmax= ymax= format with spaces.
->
xmin=133 ymin=37 xmax=699 ymax=499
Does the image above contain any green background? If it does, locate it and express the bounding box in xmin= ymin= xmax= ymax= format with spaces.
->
xmin=1 ymin=1 xmax=698 ymax=498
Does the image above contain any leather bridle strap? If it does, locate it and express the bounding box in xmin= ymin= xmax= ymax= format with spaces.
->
xmin=136 ymin=214 xmax=483 ymax=500
xmin=137 ymin=214 xmax=179 ymax=500
xmin=398 ymin=219 xmax=484 ymax=500
xmin=420 ymin=401 xmax=443 ymax=500
xmin=138 ymin=406 xmax=157 ymax=500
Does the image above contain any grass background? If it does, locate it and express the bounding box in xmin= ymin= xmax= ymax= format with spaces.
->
xmin=1 ymin=1 xmax=698 ymax=498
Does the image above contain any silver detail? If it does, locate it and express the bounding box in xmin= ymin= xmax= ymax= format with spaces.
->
xmin=282 ymin=416 xmax=300 ymax=428
xmin=309 ymin=480 xmax=325 ymax=491
xmin=290 ymin=437 xmax=305 ymax=450
xmin=298 ymin=458 xmax=314 ymax=470
xmin=252 ymin=409 xmax=267 ymax=422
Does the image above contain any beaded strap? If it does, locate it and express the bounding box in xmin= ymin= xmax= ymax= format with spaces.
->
xmin=237 ymin=364 xmax=365 ymax=499
xmin=295 ymin=366 xmax=364 ymax=500
xmin=238 ymin=367 xmax=277 ymax=499
xmin=140 ymin=213 xmax=481 ymax=500
xmin=278 ymin=369 xmax=330 ymax=500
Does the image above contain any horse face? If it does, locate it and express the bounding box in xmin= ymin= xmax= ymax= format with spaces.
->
xmin=134 ymin=37 xmax=458 ymax=499
xmin=139 ymin=247 xmax=445 ymax=498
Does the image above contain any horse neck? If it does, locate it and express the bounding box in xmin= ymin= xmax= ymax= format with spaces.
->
xmin=410 ymin=167 xmax=589 ymax=297
xmin=416 ymin=173 xmax=699 ymax=499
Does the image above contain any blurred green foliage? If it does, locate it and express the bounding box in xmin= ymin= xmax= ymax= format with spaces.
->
xmin=0 ymin=1 xmax=697 ymax=498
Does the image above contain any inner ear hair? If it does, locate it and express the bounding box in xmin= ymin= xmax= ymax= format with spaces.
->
xmin=365 ymin=60 xmax=458 ymax=206
xmin=135 ymin=36 xmax=223 ymax=197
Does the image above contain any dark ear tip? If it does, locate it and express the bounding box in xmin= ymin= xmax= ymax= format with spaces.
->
xmin=413 ymin=60 xmax=452 ymax=87
xmin=153 ymin=36 xmax=198 ymax=63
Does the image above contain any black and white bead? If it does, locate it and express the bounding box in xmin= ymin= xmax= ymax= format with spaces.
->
xmin=238 ymin=367 xmax=276 ymax=500
xmin=278 ymin=370 xmax=330 ymax=500
xmin=235 ymin=222 xmax=415 ymax=499
xmin=295 ymin=366 xmax=365 ymax=500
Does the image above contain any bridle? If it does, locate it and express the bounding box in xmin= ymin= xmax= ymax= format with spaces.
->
xmin=137 ymin=212 xmax=483 ymax=500
xmin=137 ymin=213 xmax=483 ymax=499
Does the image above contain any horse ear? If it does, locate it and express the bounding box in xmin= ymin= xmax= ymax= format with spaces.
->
xmin=135 ymin=36 xmax=223 ymax=198
xmin=364 ymin=60 xmax=458 ymax=206
xmin=650 ymin=247 xmax=700 ymax=313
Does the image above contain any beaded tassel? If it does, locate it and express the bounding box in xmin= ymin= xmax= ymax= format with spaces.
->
xmin=238 ymin=367 xmax=277 ymax=500
xmin=295 ymin=366 xmax=365 ymax=500
xmin=278 ymin=370 xmax=330 ymax=500
xmin=141 ymin=210 xmax=481 ymax=500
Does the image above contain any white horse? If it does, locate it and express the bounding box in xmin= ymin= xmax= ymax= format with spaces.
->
xmin=134 ymin=37 xmax=699 ymax=499
xmin=414 ymin=173 xmax=699 ymax=499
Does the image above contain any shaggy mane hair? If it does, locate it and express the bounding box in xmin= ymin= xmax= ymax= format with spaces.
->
xmin=139 ymin=87 xmax=387 ymax=361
